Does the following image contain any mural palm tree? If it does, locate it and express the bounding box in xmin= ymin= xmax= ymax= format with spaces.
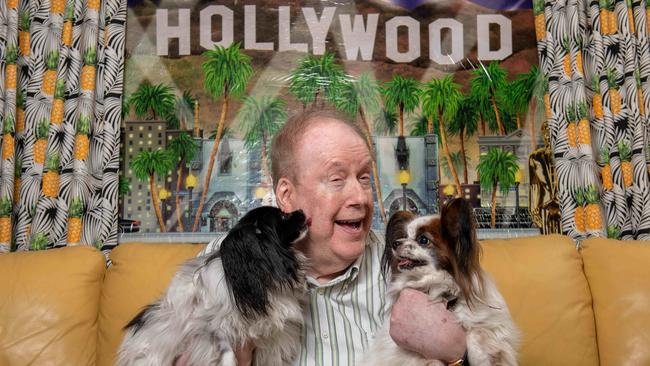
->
xmin=121 ymin=94 xmax=130 ymax=120
xmin=471 ymin=62 xmax=508 ymax=135
xmin=477 ymin=147 xmax=519 ymax=228
xmin=173 ymin=90 xmax=196 ymax=131
xmin=129 ymin=81 xmax=175 ymax=121
xmin=196 ymin=43 xmax=253 ymax=231
xmin=447 ymin=95 xmax=478 ymax=184
xmin=508 ymin=66 xmax=537 ymax=131
xmin=382 ymin=75 xmax=420 ymax=137
xmin=409 ymin=114 xmax=432 ymax=137
xmin=239 ymin=96 xmax=287 ymax=184
xmin=421 ymin=75 xmax=463 ymax=196
xmin=132 ymin=149 xmax=174 ymax=232
xmin=288 ymin=52 xmax=347 ymax=109
xmin=441 ymin=151 xmax=469 ymax=184
xmin=374 ymin=108 xmax=398 ymax=136
xmin=333 ymin=73 xmax=388 ymax=223
xmin=168 ymin=132 xmax=199 ymax=232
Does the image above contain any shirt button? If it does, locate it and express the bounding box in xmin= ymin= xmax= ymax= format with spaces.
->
xmin=322 ymin=332 xmax=329 ymax=339
xmin=318 ymin=289 xmax=324 ymax=295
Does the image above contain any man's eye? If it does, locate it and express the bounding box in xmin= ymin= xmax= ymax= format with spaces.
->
xmin=417 ymin=235 xmax=429 ymax=245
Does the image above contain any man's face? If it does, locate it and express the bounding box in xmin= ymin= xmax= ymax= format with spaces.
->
xmin=281 ymin=119 xmax=374 ymax=272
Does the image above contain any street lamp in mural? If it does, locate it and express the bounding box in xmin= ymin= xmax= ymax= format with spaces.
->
xmin=399 ymin=169 xmax=410 ymax=211
xmin=396 ymin=136 xmax=410 ymax=211
xmin=159 ymin=187 xmax=170 ymax=230
xmin=185 ymin=171 xmax=197 ymax=231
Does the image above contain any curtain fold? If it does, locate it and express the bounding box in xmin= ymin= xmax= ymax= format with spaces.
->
xmin=0 ymin=0 xmax=125 ymax=253
xmin=536 ymin=0 xmax=650 ymax=240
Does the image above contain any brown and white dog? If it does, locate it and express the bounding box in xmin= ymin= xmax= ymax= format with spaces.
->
xmin=362 ymin=198 xmax=519 ymax=366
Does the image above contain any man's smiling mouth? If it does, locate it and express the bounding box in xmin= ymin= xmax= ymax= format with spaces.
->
xmin=334 ymin=219 xmax=363 ymax=230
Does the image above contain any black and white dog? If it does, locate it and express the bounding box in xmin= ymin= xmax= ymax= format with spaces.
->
xmin=117 ymin=206 xmax=310 ymax=366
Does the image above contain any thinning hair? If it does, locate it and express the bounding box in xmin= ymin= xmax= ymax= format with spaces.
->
xmin=270 ymin=108 xmax=371 ymax=190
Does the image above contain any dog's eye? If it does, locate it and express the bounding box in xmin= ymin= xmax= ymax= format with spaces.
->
xmin=417 ymin=235 xmax=430 ymax=245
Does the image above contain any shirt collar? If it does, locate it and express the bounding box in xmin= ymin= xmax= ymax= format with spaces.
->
xmin=306 ymin=231 xmax=380 ymax=288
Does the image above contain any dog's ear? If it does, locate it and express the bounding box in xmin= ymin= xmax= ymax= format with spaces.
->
xmin=441 ymin=198 xmax=482 ymax=305
xmin=382 ymin=210 xmax=416 ymax=281
xmin=221 ymin=224 xmax=276 ymax=320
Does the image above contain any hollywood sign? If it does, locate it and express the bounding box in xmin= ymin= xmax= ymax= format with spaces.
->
xmin=155 ymin=5 xmax=513 ymax=63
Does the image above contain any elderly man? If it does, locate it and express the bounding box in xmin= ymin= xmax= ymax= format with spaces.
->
xmin=200 ymin=108 xmax=467 ymax=365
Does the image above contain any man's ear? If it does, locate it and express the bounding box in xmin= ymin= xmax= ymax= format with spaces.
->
xmin=275 ymin=177 xmax=296 ymax=212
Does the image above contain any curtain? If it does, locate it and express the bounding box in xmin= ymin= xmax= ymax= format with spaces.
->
xmin=535 ymin=0 xmax=650 ymax=240
xmin=0 ymin=0 xmax=125 ymax=252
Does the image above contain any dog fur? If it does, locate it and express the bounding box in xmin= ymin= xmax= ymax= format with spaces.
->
xmin=116 ymin=206 xmax=309 ymax=366
xmin=361 ymin=198 xmax=519 ymax=366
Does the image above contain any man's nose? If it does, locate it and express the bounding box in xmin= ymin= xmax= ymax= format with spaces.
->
xmin=347 ymin=179 xmax=369 ymax=205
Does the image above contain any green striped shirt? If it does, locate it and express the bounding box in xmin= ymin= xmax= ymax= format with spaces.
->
xmin=199 ymin=231 xmax=388 ymax=366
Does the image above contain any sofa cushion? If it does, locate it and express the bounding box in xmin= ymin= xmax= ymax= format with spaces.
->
xmin=481 ymin=235 xmax=599 ymax=366
xmin=97 ymin=243 xmax=205 ymax=366
xmin=581 ymin=237 xmax=650 ymax=365
xmin=0 ymin=246 xmax=106 ymax=366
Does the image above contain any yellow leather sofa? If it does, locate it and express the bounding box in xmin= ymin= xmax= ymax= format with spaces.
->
xmin=1 ymin=235 xmax=648 ymax=365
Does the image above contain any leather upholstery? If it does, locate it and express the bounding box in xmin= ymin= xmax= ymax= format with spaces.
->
xmin=481 ymin=235 xmax=599 ymax=365
xmin=0 ymin=246 xmax=105 ymax=366
xmin=96 ymin=243 xmax=205 ymax=366
xmin=581 ymin=237 xmax=650 ymax=366
xmin=1 ymin=236 xmax=647 ymax=365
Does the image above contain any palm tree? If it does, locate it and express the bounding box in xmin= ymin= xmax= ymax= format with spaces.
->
xmin=288 ymin=52 xmax=347 ymax=109
xmin=421 ymin=75 xmax=463 ymax=196
xmin=409 ymin=114 xmax=431 ymax=137
xmin=195 ymin=43 xmax=253 ymax=231
xmin=173 ymin=90 xmax=196 ymax=131
xmin=382 ymin=75 xmax=420 ymax=137
xmin=374 ymin=108 xmax=398 ymax=136
xmin=239 ymin=96 xmax=287 ymax=184
xmin=448 ymin=95 xmax=478 ymax=184
xmin=118 ymin=175 xmax=131 ymax=197
xmin=129 ymin=81 xmax=175 ymax=121
xmin=132 ymin=149 xmax=174 ymax=232
xmin=476 ymin=147 xmax=519 ymax=228
xmin=441 ymin=151 xmax=469 ymax=183
xmin=168 ymin=132 xmax=199 ymax=232
xmin=507 ymin=66 xmax=537 ymax=131
xmin=471 ymin=62 xmax=508 ymax=135
xmin=530 ymin=66 xmax=546 ymax=150
xmin=333 ymin=73 xmax=388 ymax=223
xmin=121 ymin=94 xmax=130 ymax=120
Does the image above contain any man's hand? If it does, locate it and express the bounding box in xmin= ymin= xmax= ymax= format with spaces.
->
xmin=389 ymin=288 xmax=467 ymax=363
xmin=234 ymin=341 xmax=254 ymax=366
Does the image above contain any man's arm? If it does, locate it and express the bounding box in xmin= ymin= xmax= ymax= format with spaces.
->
xmin=389 ymin=288 xmax=467 ymax=363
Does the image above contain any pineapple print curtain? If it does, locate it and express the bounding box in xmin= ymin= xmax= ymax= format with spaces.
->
xmin=535 ymin=0 xmax=650 ymax=240
xmin=0 ymin=0 xmax=126 ymax=252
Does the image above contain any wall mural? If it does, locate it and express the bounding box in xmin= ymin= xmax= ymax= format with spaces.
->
xmin=120 ymin=0 xmax=558 ymax=235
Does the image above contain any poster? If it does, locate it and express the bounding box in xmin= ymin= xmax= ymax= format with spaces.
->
xmin=120 ymin=0 xmax=551 ymax=234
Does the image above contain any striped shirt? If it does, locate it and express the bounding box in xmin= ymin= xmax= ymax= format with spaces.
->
xmin=199 ymin=231 xmax=388 ymax=366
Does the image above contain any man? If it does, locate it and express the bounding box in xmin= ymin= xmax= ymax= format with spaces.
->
xmin=200 ymin=108 xmax=467 ymax=365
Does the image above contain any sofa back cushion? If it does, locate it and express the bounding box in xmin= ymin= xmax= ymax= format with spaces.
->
xmin=97 ymin=243 xmax=205 ymax=366
xmin=481 ymin=235 xmax=599 ymax=365
xmin=0 ymin=246 xmax=106 ymax=366
xmin=581 ymin=237 xmax=650 ymax=365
